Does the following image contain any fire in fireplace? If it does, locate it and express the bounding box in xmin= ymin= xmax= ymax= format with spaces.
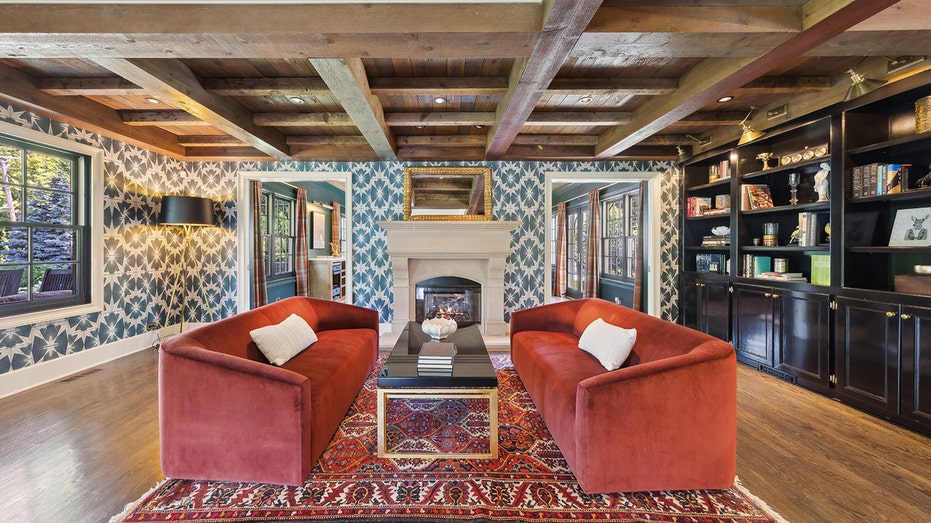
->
xmin=415 ymin=276 xmax=482 ymax=327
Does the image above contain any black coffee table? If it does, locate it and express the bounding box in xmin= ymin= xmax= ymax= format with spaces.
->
xmin=376 ymin=322 xmax=498 ymax=459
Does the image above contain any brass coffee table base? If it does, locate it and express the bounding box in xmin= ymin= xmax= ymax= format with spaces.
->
xmin=376 ymin=387 xmax=498 ymax=460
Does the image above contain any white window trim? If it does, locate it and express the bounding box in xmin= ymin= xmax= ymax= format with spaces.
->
xmin=0 ymin=120 xmax=104 ymax=329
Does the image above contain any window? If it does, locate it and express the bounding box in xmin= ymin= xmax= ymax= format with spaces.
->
xmin=602 ymin=191 xmax=640 ymax=282
xmin=550 ymin=211 xmax=557 ymax=269
xmin=0 ymin=134 xmax=92 ymax=317
xmin=260 ymin=190 xmax=295 ymax=279
xmin=566 ymin=206 xmax=588 ymax=297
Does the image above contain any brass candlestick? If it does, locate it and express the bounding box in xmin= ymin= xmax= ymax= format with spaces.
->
xmin=756 ymin=152 xmax=775 ymax=170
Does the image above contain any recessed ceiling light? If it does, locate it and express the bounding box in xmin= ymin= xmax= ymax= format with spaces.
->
xmin=433 ymin=96 xmax=447 ymax=104
xmin=717 ymin=95 xmax=734 ymax=103
xmin=579 ymin=95 xmax=593 ymax=104
xmin=475 ymin=125 xmax=483 ymax=129
xmin=145 ymin=97 xmax=161 ymax=104
xmin=289 ymin=96 xmax=306 ymax=104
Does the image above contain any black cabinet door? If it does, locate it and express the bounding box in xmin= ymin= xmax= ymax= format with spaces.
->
xmin=681 ymin=274 xmax=700 ymax=331
xmin=704 ymin=279 xmax=731 ymax=341
xmin=732 ymin=283 xmax=774 ymax=366
xmin=900 ymin=305 xmax=931 ymax=433
xmin=776 ymin=290 xmax=832 ymax=391
xmin=835 ymin=297 xmax=900 ymax=417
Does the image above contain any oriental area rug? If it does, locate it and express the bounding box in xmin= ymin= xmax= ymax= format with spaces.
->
xmin=112 ymin=355 xmax=787 ymax=523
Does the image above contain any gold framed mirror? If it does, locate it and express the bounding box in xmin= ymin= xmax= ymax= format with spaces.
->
xmin=403 ymin=166 xmax=493 ymax=221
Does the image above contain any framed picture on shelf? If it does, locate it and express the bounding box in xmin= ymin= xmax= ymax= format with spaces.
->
xmin=889 ymin=207 xmax=931 ymax=246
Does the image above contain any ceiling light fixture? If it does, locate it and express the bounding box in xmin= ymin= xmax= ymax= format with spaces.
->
xmin=717 ymin=95 xmax=734 ymax=103
xmin=289 ymin=96 xmax=306 ymax=104
xmin=843 ymin=69 xmax=886 ymax=102
xmin=145 ymin=97 xmax=161 ymax=104
xmin=433 ymin=96 xmax=447 ymax=104
xmin=579 ymin=95 xmax=593 ymax=104
xmin=737 ymin=106 xmax=765 ymax=145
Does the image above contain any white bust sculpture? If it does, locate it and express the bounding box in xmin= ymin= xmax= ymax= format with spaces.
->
xmin=814 ymin=162 xmax=830 ymax=202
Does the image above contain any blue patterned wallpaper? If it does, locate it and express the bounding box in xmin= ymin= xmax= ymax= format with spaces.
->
xmin=0 ymin=103 xmax=681 ymax=377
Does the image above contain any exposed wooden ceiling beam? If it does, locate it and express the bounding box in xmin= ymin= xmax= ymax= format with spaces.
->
xmin=387 ymin=112 xmax=497 ymax=127
xmin=395 ymin=136 xmax=487 ymax=147
xmin=120 ymin=110 xmax=211 ymax=126
xmin=177 ymin=135 xmax=247 ymax=147
xmin=286 ymin=136 xmax=370 ymax=147
xmin=0 ymin=62 xmax=186 ymax=159
xmin=735 ymin=76 xmax=833 ymax=94
xmin=512 ymin=135 xmax=599 ymax=146
xmin=546 ymin=77 xmax=678 ymax=95
xmin=369 ymin=77 xmax=509 ymax=96
xmin=586 ymin=5 xmax=800 ymax=34
xmin=181 ymin=147 xmax=273 ymax=162
xmin=0 ymin=3 xmax=541 ymax=59
xmin=595 ymin=0 xmax=902 ymax=158
xmin=310 ymin=58 xmax=396 ymax=161
xmin=289 ymin=146 xmax=380 ymax=162
xmin=202 ymin=77 xmax=330 ymax=97
xmin=92 ymin=58 xmax=292 ymax=160
xmin=254 ymin=112 xmax=357 ymax=127
xmin=486 ymin=0 xmax=603 ymax=158
xmin=525 ymin=112 xmax=632 ymax=126
xmin=37 ymin=77 xmax=141 ymax=96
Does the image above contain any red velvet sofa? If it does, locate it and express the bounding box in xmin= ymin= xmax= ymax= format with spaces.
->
xmin=510 ymin=298 xmax=736 ymax=493
xmin=158 ymin=297 xmax=379 ymax=486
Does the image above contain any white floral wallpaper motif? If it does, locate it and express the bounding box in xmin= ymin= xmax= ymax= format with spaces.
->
xmin=0 ymin=103 xmax=682 ymax=377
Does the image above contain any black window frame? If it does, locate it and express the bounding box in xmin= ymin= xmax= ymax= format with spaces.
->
xmin=0 ymin=134 xmax=91 ymax=317
xmin=260 ymin=189 xmax=296 ymax=281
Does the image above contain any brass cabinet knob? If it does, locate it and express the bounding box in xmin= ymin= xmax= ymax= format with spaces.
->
xmin=901 ymin=313 xmax=912 ymax=320
xmin=886 ymin=311 xmax=897 ymax=318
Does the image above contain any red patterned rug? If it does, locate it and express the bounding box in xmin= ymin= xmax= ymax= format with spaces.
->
xmin=112 ymin=355 xmax=786 ymax=523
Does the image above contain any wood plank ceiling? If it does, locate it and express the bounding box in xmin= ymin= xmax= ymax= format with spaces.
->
xmin=0 ymin=1 xmax=927 ymax=163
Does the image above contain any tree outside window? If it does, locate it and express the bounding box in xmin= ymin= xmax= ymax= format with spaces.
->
xmin=0 ymin=138 xmax=86 ymax=314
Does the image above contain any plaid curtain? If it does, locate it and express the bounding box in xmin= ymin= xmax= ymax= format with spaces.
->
xmin=584 ymin=190 xmax=601 ymax=298
xmin=553 ymin=202 xmax=567 ymax=297
xmin=295 ymin=188 xmax=309 ymax=296
xmin=251 ymin=181 xmax=268 ymax=307
xmin=632 ymin=182 xmax=645 ymax=311
xmin=331 ymin=201 xmax=341 ymax=255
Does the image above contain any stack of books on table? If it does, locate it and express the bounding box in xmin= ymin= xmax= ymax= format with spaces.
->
xmin=418 ymin=342 xmax=456 ymax=376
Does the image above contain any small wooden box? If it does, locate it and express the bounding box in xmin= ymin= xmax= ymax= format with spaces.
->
xmin=894 ymin=274 xmax=931 ymax=296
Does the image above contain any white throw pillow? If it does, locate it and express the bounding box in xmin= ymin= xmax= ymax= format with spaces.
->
xmin=250 ymin=313 xmax=318 ymax=366
xmin=578 ymin=317 xmax=637 ymax=371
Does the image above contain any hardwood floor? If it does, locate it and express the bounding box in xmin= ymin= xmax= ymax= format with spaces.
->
xmin=0 ymin=348 xmax=929 ymax=522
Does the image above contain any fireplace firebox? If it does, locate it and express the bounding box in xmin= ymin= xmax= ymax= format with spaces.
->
xmin=415 ymin=276 xmax=481 ymax=327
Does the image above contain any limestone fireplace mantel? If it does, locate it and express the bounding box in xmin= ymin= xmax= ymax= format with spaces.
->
xmin=378 ymin=221 xmax=520 ymax=336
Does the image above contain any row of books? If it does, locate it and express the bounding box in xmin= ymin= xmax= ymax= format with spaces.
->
xmin=417 ymin=342 xmax=456 ymax=376
xmin=740 ymin=184 xmax=774 ymax=211
xmin=696 ymin=253 xmax=727 ymax=274
xmin=851 ymin=163 xmax=910 ymax=199
xmin=796 ymin=212 xmax=825 ymax=247
xmin=686 ymin=196 xmax=712 ymax=217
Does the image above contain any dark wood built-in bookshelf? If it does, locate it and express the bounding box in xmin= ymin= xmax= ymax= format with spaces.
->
xmin=680 ymin=71 xmax=931 ymax=437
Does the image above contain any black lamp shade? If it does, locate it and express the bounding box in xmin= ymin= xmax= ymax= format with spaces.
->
xmin=159 ymin=195 xmax=215 ymax=226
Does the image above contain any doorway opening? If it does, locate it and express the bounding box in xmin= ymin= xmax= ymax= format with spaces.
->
xmin=236 ymin=171 xmax=352 ymax=313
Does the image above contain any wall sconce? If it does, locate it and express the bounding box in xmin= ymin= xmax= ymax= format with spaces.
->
xmin=676 ymin=135 xmax=709 ymax=164
xmin=843 ymin=69 xmax=886 ymax=102
xmin=737 ymin=107 xmax=765 ymax=145
xmin=158 ymin=195 xmax=215 ymax=332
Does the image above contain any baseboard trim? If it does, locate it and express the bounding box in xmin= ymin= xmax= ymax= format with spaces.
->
xmin=0 ymin=324 xmax=179 ymax=399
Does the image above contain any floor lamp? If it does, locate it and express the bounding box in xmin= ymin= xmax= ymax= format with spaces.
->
xmin=158 ymin=195 xmax=215 ymax=333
